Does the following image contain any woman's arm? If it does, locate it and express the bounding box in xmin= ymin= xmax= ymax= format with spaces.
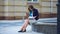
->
xmin=34 ymin=9 xmax=39 ymax=18
xmin=25 ymin=12 xmax=29 ymax=19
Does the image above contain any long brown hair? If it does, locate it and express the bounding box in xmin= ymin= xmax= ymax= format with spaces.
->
xmin=25 ymin=5 xmax=34 ymax=18
xmin=28 ymin=5 xmax=34 ymax=11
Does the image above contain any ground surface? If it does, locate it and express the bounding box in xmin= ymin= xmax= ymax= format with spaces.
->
xmin=0 ymin=20 xmax=44 ymax=34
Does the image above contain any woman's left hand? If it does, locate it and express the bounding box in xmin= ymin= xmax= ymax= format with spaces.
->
xmin=33 ymin=16 xmax=36 ymax=19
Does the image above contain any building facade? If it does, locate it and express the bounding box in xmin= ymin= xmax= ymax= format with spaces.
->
xmin=0 ymin=0 xmax=57 ymax=20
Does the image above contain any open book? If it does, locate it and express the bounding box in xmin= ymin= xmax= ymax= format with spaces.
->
xmin=28 ymin=16 xmax=34 ymax=20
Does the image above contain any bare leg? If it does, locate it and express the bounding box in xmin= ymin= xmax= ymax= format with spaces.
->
xmin=21 ymin=18 xmax=29 ymax=31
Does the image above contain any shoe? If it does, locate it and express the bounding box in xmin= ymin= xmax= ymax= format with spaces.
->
xmin=18 ymin=30 xmax=23 ymax=32
xmin=23 ymin=29 xmax=26 ymax=32
xmin=18 ymin=29 xmax=26 ymax=32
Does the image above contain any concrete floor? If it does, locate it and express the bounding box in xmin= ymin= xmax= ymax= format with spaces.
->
xmin=0 ymin=20 xmax=44 ymax=34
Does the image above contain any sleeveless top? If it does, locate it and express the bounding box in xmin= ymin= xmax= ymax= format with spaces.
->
xmin=29 ymin=11 xmax=33 ymax=17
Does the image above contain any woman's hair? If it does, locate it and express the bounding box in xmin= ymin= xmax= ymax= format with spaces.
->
xmin=29 ymin=5 xmax=34 ymax=9
xmin=28 ymin=5 xmax=34 ymax=11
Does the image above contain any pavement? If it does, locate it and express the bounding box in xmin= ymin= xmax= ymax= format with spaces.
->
xmin=0 ymin=20 xmax=44 ymax=34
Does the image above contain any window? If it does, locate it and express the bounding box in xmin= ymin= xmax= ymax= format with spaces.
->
xmin=27 ymin=0 xmax=39 ymax=4
xmin=27 ymin=0 xmax=38 ymax=2
xmin=28 ymin=0 xmax=32 ymax=1
xmin=33 ymin=0 xmax=37 ymax=1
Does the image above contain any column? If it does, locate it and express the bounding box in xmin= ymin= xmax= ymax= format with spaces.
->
xmin=57 ymin=0 xmax=60 ymax=34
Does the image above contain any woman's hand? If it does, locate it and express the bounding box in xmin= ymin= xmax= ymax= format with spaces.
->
xmin=33 ymin=16 xmax=36 ymax=19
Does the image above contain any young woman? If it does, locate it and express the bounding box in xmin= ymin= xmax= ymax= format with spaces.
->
xmin=18 ymin=5 xmax=39 ymax=32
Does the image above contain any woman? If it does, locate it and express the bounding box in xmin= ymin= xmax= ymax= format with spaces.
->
xmin=18 ymin=5 xmax=39 ymax=32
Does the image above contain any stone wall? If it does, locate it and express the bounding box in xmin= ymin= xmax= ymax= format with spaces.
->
xmin=0 ymin=0 xmax=57 ymax=20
